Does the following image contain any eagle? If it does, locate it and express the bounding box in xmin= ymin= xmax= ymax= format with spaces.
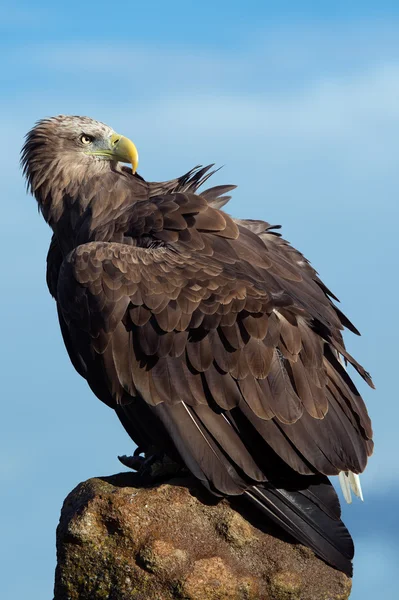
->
xmin=22 ymin=115 xmax=373 ymax=577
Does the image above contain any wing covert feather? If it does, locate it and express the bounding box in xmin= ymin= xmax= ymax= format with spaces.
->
xmin=55 ymin=190 xmax=372 ymax=493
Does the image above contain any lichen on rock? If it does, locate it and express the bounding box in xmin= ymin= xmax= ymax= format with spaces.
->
xmin=54 ymin=473 xmax=352 ymax=600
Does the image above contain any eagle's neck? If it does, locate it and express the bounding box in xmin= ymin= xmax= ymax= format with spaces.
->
xmin=49 ymin=203 xmax=88 ymax=256
xmin=33 ymin=161 xmax=148 ymax=256
xmin=33 ymin=159 xmax=107 ymax=224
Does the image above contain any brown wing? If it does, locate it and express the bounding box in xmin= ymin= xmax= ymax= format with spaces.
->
xmin=57 ymin=192 xmax=373 ymax=496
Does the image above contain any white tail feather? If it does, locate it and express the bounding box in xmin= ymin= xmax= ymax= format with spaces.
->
xmin=348 ymin=472 xmax=364 ymax=501
xmin=339 ymin=471 xmax=364 ymax=504
xmin=339 ymin=472 xmax=353 ymax=504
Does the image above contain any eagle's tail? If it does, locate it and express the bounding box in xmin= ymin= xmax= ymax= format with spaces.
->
xmin=244 ymin=477 xmax=354 ymax=576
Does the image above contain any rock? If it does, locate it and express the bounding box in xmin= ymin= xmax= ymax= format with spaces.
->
xmin=54 ymin=473 xmax=352 ymax=600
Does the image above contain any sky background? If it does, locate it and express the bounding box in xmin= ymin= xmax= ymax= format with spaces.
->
xmin=1 ymin=1 xmax=398 ymax=598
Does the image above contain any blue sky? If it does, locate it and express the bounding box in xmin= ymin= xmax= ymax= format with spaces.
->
xmin=2 ymin=2 xmax=398 ymax=598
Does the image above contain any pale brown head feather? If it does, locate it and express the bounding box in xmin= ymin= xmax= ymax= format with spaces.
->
xmin=21 ymin=115 xmax=116 ymax=223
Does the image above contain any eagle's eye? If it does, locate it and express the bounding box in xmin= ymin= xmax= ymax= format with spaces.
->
xmin=80 ymin=134 xmax=94 ymax=145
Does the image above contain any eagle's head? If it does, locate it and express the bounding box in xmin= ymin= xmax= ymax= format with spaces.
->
xmin=21 ymin=115 xmax=139 ymax=199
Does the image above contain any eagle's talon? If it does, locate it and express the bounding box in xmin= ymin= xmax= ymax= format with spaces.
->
xmin=118 ymin=452 xmax=186 ymax=483
xmin=118 ymin=454 xmax=146 ymax=471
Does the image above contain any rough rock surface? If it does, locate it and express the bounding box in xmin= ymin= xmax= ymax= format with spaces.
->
xmin=54 ymin=473 xmax=352 ymax=600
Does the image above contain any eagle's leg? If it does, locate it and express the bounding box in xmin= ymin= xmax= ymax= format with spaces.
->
xmin=118 ymin=447 xmax=186 ymax=482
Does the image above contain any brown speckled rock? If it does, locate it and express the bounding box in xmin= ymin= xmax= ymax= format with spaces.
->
xmin=54 ymin=473 xmax=352 ymax=600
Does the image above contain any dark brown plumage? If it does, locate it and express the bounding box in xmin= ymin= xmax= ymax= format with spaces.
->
xmin=22 ymin=115 xmax=373 ymax=576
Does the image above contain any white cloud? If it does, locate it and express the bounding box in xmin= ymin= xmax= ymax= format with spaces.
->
xmin=127 ymin=63 xmax=399 ymax=144
xmin=10 ymin=19 xmax=399 ymax=81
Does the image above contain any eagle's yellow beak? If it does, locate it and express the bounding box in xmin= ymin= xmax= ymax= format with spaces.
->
xmin=110 ymin=133 xmax=139 ymax=174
